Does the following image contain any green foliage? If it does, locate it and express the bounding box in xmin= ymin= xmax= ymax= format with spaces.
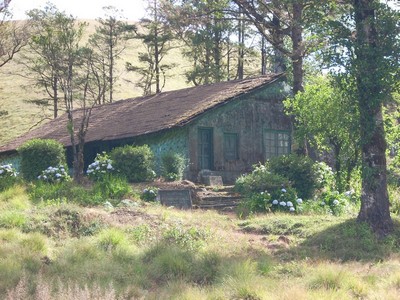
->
xmin=140 ymin=186 xmax=158 ymax=202
xmin=28 ymin=181 xmax=97 ymax=206
xmin=284 ymin=76 xmax=360 ymax=191
xmin=110 ymin=145 xmax=155 ymax=182
xmin=0 ymin=164 xmax=18 ymax=192
xmin=37 ymin=165 xmax=70 ymax=183
xmin=86 ymin=152 xmax=114 ymax=182
xmin=92 ymin=175 xmax=132 ymax=200
xmin=268 ymin=154 xmax=318 ymax=200
xmin=17 ymin=139 xmax=66 ymax=181
xmin=162 ymin=224 xmax=210 ymax=251
xmin=235 ymin=163 xmax=289 ymax=196
xmin=161 ymin=152 xmax=186 ymax=181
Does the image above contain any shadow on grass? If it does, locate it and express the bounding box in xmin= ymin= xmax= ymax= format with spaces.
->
xmin=279 ymin=217 xmax=400 ymax=262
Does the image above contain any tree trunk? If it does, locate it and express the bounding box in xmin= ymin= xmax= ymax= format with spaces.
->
xmin=291 ymin=3 xmax=304 ymax=94
xmin=354 ymin=0 xmax=392 ymax=236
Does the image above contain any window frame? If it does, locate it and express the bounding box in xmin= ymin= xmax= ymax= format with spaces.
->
xmin=223 ymin=132 xmax=239 ymax=161
xmin=263 ymin=129 xmax=291 ymax=160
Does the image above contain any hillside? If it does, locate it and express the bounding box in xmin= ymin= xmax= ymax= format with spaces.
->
xmin=0 ymin=19 xmax=192 ymax=146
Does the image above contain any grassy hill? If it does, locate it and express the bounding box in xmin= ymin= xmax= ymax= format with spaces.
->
xmin=0 ymin=19 xmax=192 ymax=146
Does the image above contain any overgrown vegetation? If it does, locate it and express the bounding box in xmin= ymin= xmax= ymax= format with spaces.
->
xmin=110 ymin=145 xmax=155 ymax=182
xmin=17 ymin=139 xmax=66 ymax=181
xmin=2 ymin=183 xmax=400 ymax=299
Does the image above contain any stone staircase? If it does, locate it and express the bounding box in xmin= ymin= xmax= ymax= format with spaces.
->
xmin=195 ymin=185 xmax=242 ymax=211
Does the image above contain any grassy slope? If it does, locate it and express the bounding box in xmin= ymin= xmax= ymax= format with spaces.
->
xmin=1 ymin=184 xmax=400 ymax=299
xmin=0 ymin=19 xmax=191 ymax=146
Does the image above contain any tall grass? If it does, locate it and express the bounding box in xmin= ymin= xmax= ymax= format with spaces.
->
xmin=2 ymin=185 xmax=400 ymax=299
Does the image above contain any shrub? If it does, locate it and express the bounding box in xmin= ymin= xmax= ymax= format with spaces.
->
xmin=235 ymin=163 xmax=289 ymax=196
xmin=92 ymin=175 xmax=132 ymax=200
xmin=110 ymin=145 xmax=155 ymax=182
xmin=140 ymin=187 xmax=158 ymax=202
xmin=37 ymin=165 xmax=70 ymax=183
xmin=161 ymin=152 xmax=186 ymax=181
xmin=18 ymin=139 xmax=66 ymax=181
xmin=268 ymin=154 xmax=317 ymax=199
xmin=86 ymin=152 xmax=114 ymax=182
xmin=0 ymin=164 xmax=18 ymax=192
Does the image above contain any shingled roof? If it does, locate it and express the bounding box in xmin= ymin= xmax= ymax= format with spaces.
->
xmin=0 ymin=73 xmax=284 ymax=154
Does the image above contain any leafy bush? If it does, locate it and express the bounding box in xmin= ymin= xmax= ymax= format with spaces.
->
xmin=302 ymin=190 xmax=354 ymax=216
xmin=235 ymin=163 xmax=289 ymax=196
xmin=313 ymin=161 xmax=335 ymax=190
xmin=92 ymin=175 xmax=132 ymax=200
xmin=86 ymin=152 xmax=114 ymax=182
xmin=28 ymin=181 xmax=92 ymax=204
xmin=140 ymin=187 xmax=158 ymax=202
xmin=37 ymin=165 xmax=70 ymax=183
xmin=0 ymin=164 xmax=18 ymax=191
xmin=110 ymin=145 xmax=155 ymax=182
xmin=18 ymin=139 xmax=66 ymax=181
xmin=268 ymin=154 xmax=318 ymax=199
xmin=161 ymin=152 xmax=186 ymax=181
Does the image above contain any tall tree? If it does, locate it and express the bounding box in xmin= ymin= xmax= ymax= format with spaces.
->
xmin=27 ymin=6 xmax=105 ymax=182
xmin=352 ymin=0 xmax=399 ymax=235
xmin=163 ymin=0 xmax=233 ymax=85
xmin=89 ymin=6 xmax=135 ymax=103
xmin=127 ymin=0 xmax=175 ymax=95
xmin=232 ymin=0 xmax=340 ymax=94
xmin=316 ymin=0 xmax=399 ymax=234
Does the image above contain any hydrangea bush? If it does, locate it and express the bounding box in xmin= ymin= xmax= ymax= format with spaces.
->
xmin=0 ymin=164 xmax=18 ymax=191
xmin=87 ymin=152 xmax=114 ymax=181
xmin=140 ymin=187 xmax=158 ymax=202
xmin=37 ymin=165 xmax=70 ymax=183
xmin=270 ymin=187 xmax=303 ymax=213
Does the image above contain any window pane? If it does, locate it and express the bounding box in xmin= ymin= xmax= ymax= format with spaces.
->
xmin=224 ymin=133 xmax=238 ymax=161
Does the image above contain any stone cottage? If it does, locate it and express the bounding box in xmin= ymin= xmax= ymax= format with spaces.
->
xmin=0 ymin=73 xmax=292 ymax=183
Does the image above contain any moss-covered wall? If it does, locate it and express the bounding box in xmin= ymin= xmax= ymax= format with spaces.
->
xmin=187 ymin=80 xmax=291 ymax=182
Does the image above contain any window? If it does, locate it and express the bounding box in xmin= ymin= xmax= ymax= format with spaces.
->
xmin=264 ymin=130 xmax=290 ymax=159
xmin=224 ymin=133 xmax=239 ymax=161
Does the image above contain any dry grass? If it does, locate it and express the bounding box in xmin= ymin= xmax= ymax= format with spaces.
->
xmin=2 ymin=184 xmax=400 ymax=299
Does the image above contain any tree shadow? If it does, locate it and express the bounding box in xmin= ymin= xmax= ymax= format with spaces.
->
xmin=276 ymin=217 xmax=400 ymax=262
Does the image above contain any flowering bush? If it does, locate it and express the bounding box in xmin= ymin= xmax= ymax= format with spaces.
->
xmin=140 ymin=187 xmax=158 ymax=202
xmin=235 ymin=163 xmax=289 ymax=196
xmin=269 ymin=187 xmax=302 ymax=213
xmin=313 ymin=161 xmax=335 ymax=190
xmin=87 ymin=152 xmax=114 ymax=181
xmin=37 ymin=165 xmax=70 ymax=183
xmin=0 ymin=164 xmax=18 ymax=191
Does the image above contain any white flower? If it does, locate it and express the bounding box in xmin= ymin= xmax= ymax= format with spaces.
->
xmin=107 ymin=164 xmax=113 ymax=170
xmin=260 ymin=191 xmax=264 ymax=195
xmin=55 ymin=173 xmax=61 ymax=178
xmin=87 ymin=169 xmax=93 ymax=174
xmin=96 ymin=166 xmax=100 ymax=170
xmin=280 ymin=201 xmax=286 ymax=206
xmin=272 ymin=199 xmax=279 ymax=205
xmin=344 ymin=190 xmax=352 ymax=197
xmin=0 ymin=170 xmax=3 ymax=175
xmin=287 ymin=201 xmax=293 ymax=207
xmin=289 ymin=207 xmax=295 ymax=212
xmin=333 ymin=199 xmax=340 ymax=206
xmin=43 ymin=175 xmax=47 ymax=179
xmin=281 ymin=188 xmax=287 ymax=193
xmin=321 ymin=201 xmax=326 ymax=206
xmin=296 ymin=198 xmax=303 ymax=204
